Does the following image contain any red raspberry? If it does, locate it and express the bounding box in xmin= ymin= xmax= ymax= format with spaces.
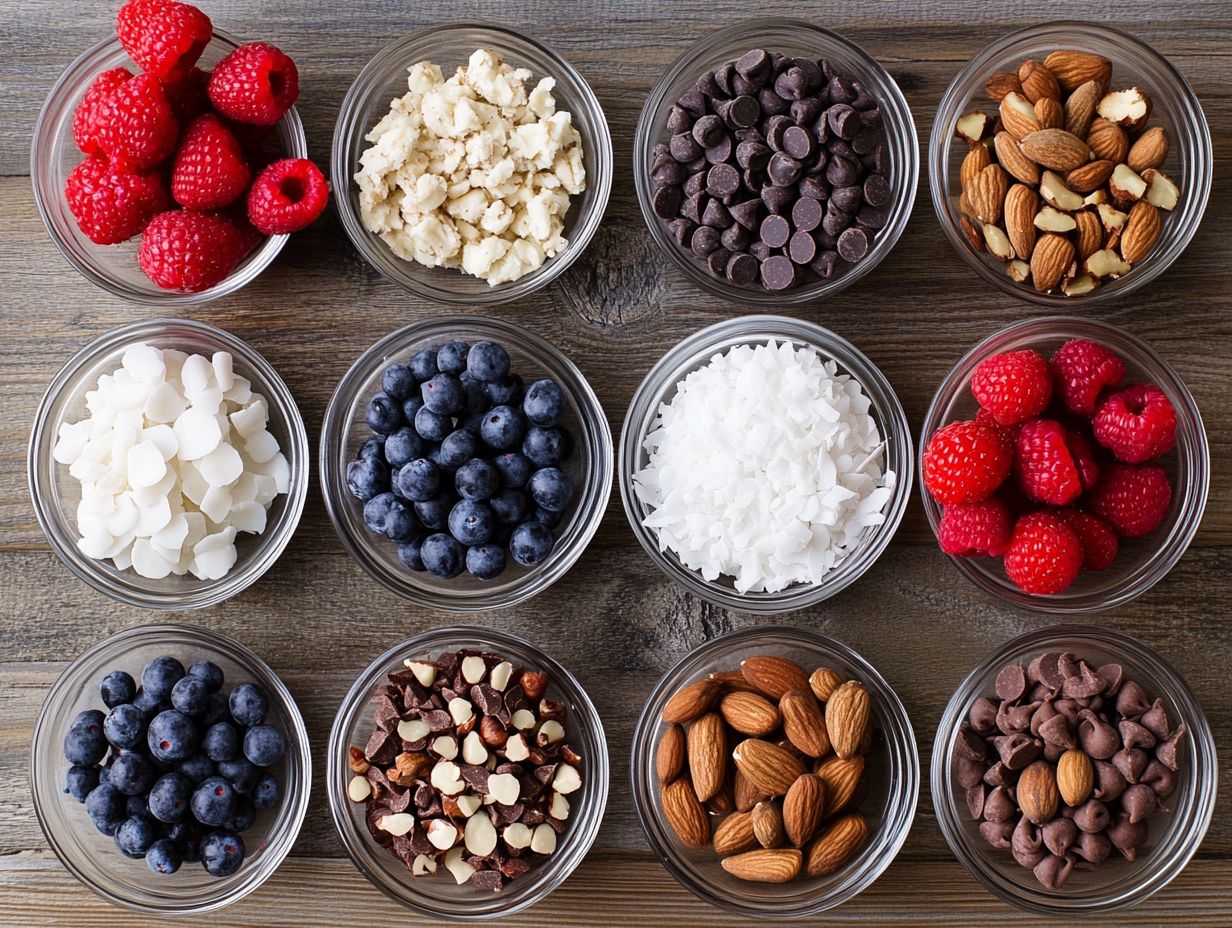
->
xmin=1014 ymin=419 xmax=1083 ymax=506
xmin=1088 ymin=463 xmax=1172 ymax=538
xmin=1064 ymin=426 xmax=1100 ymax=491
xmin=922 ymin=419 xmax=1013 ymax=505
xmin=171 ymin=114 xmax=251 ymax=209
xmin=1050 ymin=339 xmax=1126 ymax=416
xmin=1004 ymin=512 xmax=1084 ymax=595
xmin=246 ymin=158 xmax=329 ymax=234
xmin=92 ymin=72 xmax=179 ymax=172
xmin=138 ymin=209 xmax=255 ymax=292
xmin=1057 ymin=509 xmax=1120 ymax=571
xmin=975 ymin=407 xmax=1020 ymax=444
xmin=116 ymin=0 xmax=212 ymax=81
xmin=1092 ymin=383 xmax=1177 ymax=463
xmin=971 ymin=349 xmax=1053 ymax=426
xmin=938 ymin=498 xmax=1012 ymax=557
xmin=207 ymin=42 xmax=300 ymax=126
xmin=72 ymin=67 xmax=133 ymax=155
xmin=64 ymin=155 xmax=169 ymax=245
xmin=162 ymin=66 xmax=211 ymax=123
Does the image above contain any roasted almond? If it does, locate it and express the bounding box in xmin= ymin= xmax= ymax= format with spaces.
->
xmin=1128 ymin=125 xmax=1169 ymax=173
xmin=752 ymin=800 xmax=785 ymax=848
xmin=1020 ymin=128 xmax=1089 ymax=172
xmin=734 ymin=766 xmax=767 ymax=813
xmin=1066 ymin=159 xmax=1115 ymax=193
xmin=985 ymin=70 xmax=1023 ymax=101
xmin=983 ymin=222 xmax=1014 ymax=261
xmin=687 ymin=711 xmax=726 ymax=802
xmin=706 ymin=781 xmax=735 ymax=815
xmin=1018 ymin=59 xmax=1061 ymax=103
xmin=960 ymin=143 xmax=992 ymax=191
xmin=1074 ymin=209 xmax=1104 ymax=259
xmin=709 ymin=668 xmax=756 ymax=692
xmin=783 ymin=773 xmax=826 ymax=847
xmin=808 ymin=667 xmax=844 ymax=702
xmin=720 ymin=690 xmax=781 ymax=736
xmin=1057 ymin=749 xmax=1095 ymax=807
xmin=733 ymin=738 xmax=806 ymax=796
xmin=825 ymin=680 xmax=872 ymax=759
xmin=968 ymin=163 xmax=1009 ymax=225
xmin=662 ymin=679 xmax=719 ymax=724
xmin=1018 ymin=760 xmax=1060 ymax=825
xmin=994 ymin=131 xmax=1039 ymax=186
xmin=661 ymin=777 xmax=710 ymax=848
xmin=806 ymin=812 xmax=868 ymax=878
xmin=712 ymin=809 xmax=759 ymax=855
xmin=1030 ymin=233 xmax=1075 ymax=292
xmin=721 ymin=848 xmax=802 ymax=883
xmin=1087 ymin=117 xmax=1129 ymax=163
xmin=1120 ymin=200 xmax=1161 ymax=264
xmin=1034 ymin=96 xmax=1064 ymax=131
xmin=815 ymin=754 xmax=864 ymax=818
xmin=1004 ymin=183 xmax=1039 ymax=261
xmin=1064 ymin=79 xmax=1101 ymax=139
xmin=1044 ymin=50 xmax=1112 ymax=93
xmin=656 ymin=723 xmax=685 ymax=783
xmin=999 ymin=92 xmax=1040 ymax=140
xmin=740 ymin=655 xmax=810 ymax=701
xmin=780 ymin=689 xmax=830 ymax=758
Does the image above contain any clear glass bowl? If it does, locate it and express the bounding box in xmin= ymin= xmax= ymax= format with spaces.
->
xmin=633 ymin=18 xmax=918 ymax=304
xmin=30 ymin=624 xmax=312 ymax=916
xmin=331 ymin=23 xmax=613 ymax=305
xmin=932 ymin=625 xmax=1216 ymax=914
xmin=28 ymin=318 xmax=310 ymax=610
xmin=630 ymin=625 xmax=918 ymax=918
xmin=30 ymin=28 xmax=307 ymax=305
xmin=918 ymin=316 xmax=1208 ymax=613
xmin=319 ymin=316 xmax=612 ymax=612
xmin=928 ymin=21 xmax=1212 ymax=305
xmin=618 ymin=315 xmax=911 ymax=613
xmin=326 ymin=626 xmax=608 ymax=920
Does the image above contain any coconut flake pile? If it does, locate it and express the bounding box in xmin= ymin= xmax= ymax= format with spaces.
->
xmin=633 ymin=340 xmax=895 ymax=594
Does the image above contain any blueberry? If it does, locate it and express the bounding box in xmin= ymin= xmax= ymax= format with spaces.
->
xmin=363 ymin=492 xmax=397 ymax=535
xmin=397 ymin=537 xmax=426 ymax=572
xmin=494 ymin=452 xmax=533 ymax=489
xmin=148 ymin=710 xmax=199 ymax=763
xmin=383 ymin=499 xmax=418 ymax=542
xmin=167 ymin=821 xmax=202 ymax=862
xmin=86 ymin=783 xmax=125 ymax=835
xmin=490 ymin=488 xmax=529 ymax=525
xmin=396 ymin=458 xmax=440 ymax=502
xmin=218 ymin=759 xmax=260 ymax=794
xmin=510 ymin=522 xmax=555 ymax=567
xmin=401 ymin=394 xmax=425 ymax=424
xmin=421 ymin=373 xmax=465 ymax=415
xmin=188 ymin=660 xmax=224 ymax=693
xmin=201 ymin=830 xmax=246 ymax=877
xmin=98 ymin=756 xmax=114 ymax=787
xmin=170 ymin=676 xmax=210 ymax=716
xmin=132 ymin=686 xmax=163 ymax=718
xmin=414 ymin=405 xmax=453 ymax=442
xmin=191 ymin=776 xmax=237 ymax=827
xmin=523 ymin=426 xmax=565 ymax=467
xmin=177 ymin=752 xmax=216 ymax=784
xmin=456 ymin=459 xmax=499 ymax=501
xmin=410 ymin=347 xmax=440 ymax=382
xmin=480 ymin=405 xmax=526 ymax=450
xmin=243 ymin=725 xmax=285 ymax=767
xmin=358 ymin=435 xmax=386 ymax=463
xmin=147 ymin=838 xmax=183 ymax=875
xmin=523 ymin=379 xmax=565 ymax=427
xmin=420 ymin=533 xmax=465 ymax=579
xmin=145 ymin=657 xmax=186 ymax=701
xmin=380 ymin=363 xmax=416 ymax=400
xmin=203 ymin=722 xmax=240 ymax=762
xmin=414 ymin=494 xmax=455 ymax=531
xmin=437 ymin=429 xmax=478 ymax=469
xmin=466 ymin=544 xmax=507 ymax=580
xmin=460 ymin=375 xmax=489 ymax=416
xmin=384 ymin=426 xmax=425 ymax=469
xmin=115 ymin=815 xmax=157 ymax=859
xmin=227 ymin=795 xmax=256 ymax=832
xmin=346 ymin=458 xmax=390 ymax=501
xmin=436 ymin=340 xmax=469 ymax=375
xmin=66 ymin=764 xmax=100 ymax=802
xmin=202 ymin=692 xmax=230 ymax=726
xmin=64 ymin=710 xmax=108 ymax=766
xmin=252 ymin=773 xmax=281 ymax=810
xmin=531 ymin=506 xmax=563 ymax=529
xmin=365 ymin=392 xmax=403 ymax=434
xmin=99 ymin=671 xmax=136 ymax=708
xmin=103 ymin=704 xmax=146 ymax=750
xmin=490 ymin=522 xmax=513 ymax=548
xmin=529 ymin=467 xmax=574 ymax=512
xmin=149 ymin=772 xmax=192 ymax=823
xmin=448 ymin=500 xmax=495 ymax=546
xmin=228 ymin=684 xmax=268 ymax=728
xmin=109 ymin=752 xmax=154 ymax=796
xmin=466 ymin=341 xmax=511 ymax=382
xmin=482 ymin=374 xmax=522 ymax=408
xmin=125 ymin=792 xmax=152 ymax=820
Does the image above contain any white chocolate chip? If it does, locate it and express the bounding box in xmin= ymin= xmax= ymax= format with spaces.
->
xmin=426 ymin=818 xmax=458 ymax=850
xmin=378 ymin=813 xmax=416 ymax=837
xmin=489 ymin=661 xmax=513 ymax=691
xmin=397 ymin=718 xmax=431 ymax=743
xmin=445 ymin=847 xmax=475 ymax=884
xmin=347 ymin=775 xmax=372 ymax=802
xmin=448 ymin=697 xmax=474 ymax=726
xmin=503 ymin=822 xmax=532 ymax=849
xmin=464 ymin=812 xmax=498 ymax=856
xmin=461 ymin=655 xmax=487 ymax=684
xmin=552 ymin=763 xmax=581 ymax=795
xmin=461 ymin=731 xmax=488 ymax=765
xmin=487 ymin=772 xmax=520 ymax=806
xmin=530 ymin=823 xmax=557 ymax=854
xmin=505 ymin=732 xmax=530 ymax=762
xmin=411 ymin=854 xmax=437 ymax=876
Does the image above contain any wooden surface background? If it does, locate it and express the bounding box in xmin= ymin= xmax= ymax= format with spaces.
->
xmin=1 ymin=1 xmax=1229 ymax=924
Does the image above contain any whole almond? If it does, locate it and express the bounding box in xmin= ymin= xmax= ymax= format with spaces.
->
xmin=1034 ymin=96 xmax=1064 ymax=131
xmin=1018 ymin=760 xmax=1060 ymax=825
xmin=985 ymin=70 xmax=1023 ymax=101
xmin=783 ymin=773 xmax=826 ymax=847
xmin=733 ymin=738 xmax=806 ymax=796
xmin=806 ymin=812 xmax=868 ymax=877
xmin=1064 ymin=80 xmax=1101 ymax=139
xmin=1057 ymin=749 xmax=1095 ymax=806
xmin=1020 ymin=128 xmax=1089 ymax=172
xmin=734 ymin=766 xmax=767 ymax=812
xmin=1128 ymin=126 xmax=1169 ymax=173
xmin=661 ymin=777 xmax=710 ymax=848
xmin=1044 ymin=50 xmax=1112 ymax=93
xmin=999 ymin=92 xmax=1041 ymax=140
xmin=1030 ymin=233 xmax=1075 ymax=293
xmin=1004 ymin=183 xmax=1039 ymax=261
xmin=780 ymin=689 xmax=830 ymax=757
xmin=1066 ymin=159 xmax=1115 ymax=193
xmin=1074 ymin=209 xmax=1103 ymax=260
xmin=1087 ymin=117 xmax=1129 ymax=163
xmin=720 ymin=848 xmax=802 ymax=883
xmin=808 ymin=667 xmax=844 ymax=702
xmin=712 ymin=810 xmax=759 ymax=855
xmin=752 ymin=800 xmax=785 ymax=848
xmin=825 ymin=680 xmax=872 ymax=759
xmin=720 ymin=690 xmax=781 ymax=736
xmin=707 ymin=781 xmax=735 ymax=815
xmin=656 ymin=723 xmax=685 ymax=783
xmin=708 ymin=669 xmax=756 ymax=692
xmin=1018 ymin=59 xmax=1061 ymax=103
xmin=968 ymin=163 xmax=1009 ymax=225
xmin=1120 ymin=200 xmax=1161 ymax=264
xmin=960 ymin=143 xmax=992 ymax=191
xmin=687 ymin=712 xmax=726 ymax=802
xmin=663 ymin=679 xmax=719 ymax=724
xmin=816 ymin=754 xmax=864 ymax=818
xmin=994 ymin=131 xmax=1040 ymax=186
xmin=741 ymin=655 xmax=810 ymax=701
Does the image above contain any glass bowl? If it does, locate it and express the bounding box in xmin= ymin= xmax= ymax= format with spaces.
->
xmin=331 ymin=23 xmax=613 ymax=305
xmin=319 ymin=316 xmax=612 ymax=612
xmin=630 ymin=625 xmax=918 ymax=918
xmin=929 ymin=21 xmax=1212 ymax=305
xmin=918 ymin=316 xmax=1208 ymax=613
xmin=30 ymin=28 xmax=307 ymax=306
xmin=931 ymin=625 xmax=1216 ymax=914
xmin=633 ymin=18 xmax=918 ymax=304
xmin=326 ymin=626 xmax=608 ymax=920
xmin=618 ymin=315 xmax=911 ymax=613
xmin=30 ymin=624 xmax=312 ymax=916
xmin=28 ymin=318 xmax=310 ymax=611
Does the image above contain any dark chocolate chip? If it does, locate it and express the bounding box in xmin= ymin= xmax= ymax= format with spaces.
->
xmin=790 ymin=97 xmax=823 ymax=126
xmin=690 ymin=225 xmax=721 ymax=256
xmin=825 ymin=156 xmax=859 ymax=187
xmin=735 ymin=48 xmax=772 ymax=82
xmin=856 ymin=203 xmax=888 ymax=231
xmin=702 ymin=198 xmax=734 ymax=229
xmin=731 ymin=74 xmax=758 ymax=96
xmin=798 ymin=175 xmax=830 ymax=201
xmin=651 ymin=159 xmax=687 ymax=187
xmin=761 ymin=184 xmax=794 ymax=215
xmin=759 ymin=214 xmax=791 ymax=248
xmin=749 ymin=240 xmax=771 ymax=263
xmin=679 ymin=194 xmax=706 ymax=224
xmin=830 ymin=184 xmax=863 ymax=213
xmin=763 ymin=114 xmax=792 ymax=151
xmin=706 ymin=248 xmax=731 ymax=276
xmin=469 ymin=869 xmax=503 ymax=892
xmin=683 ymin=171 xmax=706 ymax=198
xmin=667 ymin=217 xmax=695 ymax=247
xmin=669 ymin=132 xmax=702 ymax=163
xmin=774 ymin=67 xmax=808 ymax=101
xmin=728 ymin=198 xmax=762 ymax=230
xmin=782 ymin=125 xmax=814 ymax=160
xmin=760 ymin=255 xmax=796 ymax=290
xmin=758 ymin=87 xmax=789 ymax=116
xmin=821 ymin=206 xmax=851 ymax=238
xmin=852 ymin=127 xmax=879 ymax=155
xmin=850 ymin=81 xmax=876 ymax=111
xmin=791 ymin=57 xmax=824 ymax=90
xmin=827 ymin=75 xmax=855 ymax=104
xmin=863 ymin=173 xmax=890 ymax=207
xmin=695 ymin=70 xmax=723 ymax=99
xmin=767 ymin=151 xmax=802 ymax=186
xmin=706 ymin=163 xmax=741 ymax=198
xmin=736 ymin=140 xmax=771 ymax=171
xmin=721 ymin=223 xmax=752 ymax=252
xmin=714 ymin=62 xmax=737 ymax=96
xmin=791 ymin=196 xmax=823 ymax=232
xmin=826 ymin=103 xmax=859 ymax=140
xmin=704 ymin=135 xmax=733 ymax=165
xmin=692 ymin=114 xmax=725 ymax=148
xmin=726 ymin=252 xmax=759 ymax=285
xmin=788 ymin=230 xmax=817 ymax=265
xmin=726 ymin=95 xmax=760 ymax=128
xmin=679 ymin=89 xmax=708 ymax=115
xmin=667 ymin=105 xmax=694 ymax=134
xmin=809 ymin=249 xmax=838 ymax=279
xmin=651 ymin=184 xmax=683 ymax=220
xmin=837 ymin=226 xmax=870 ymax=262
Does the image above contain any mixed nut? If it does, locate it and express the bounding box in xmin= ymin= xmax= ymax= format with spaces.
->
xmin=954 ymin=49 xmax=1182 ymax=295
xmin=656 ymin=654 xmax=873 ymax=884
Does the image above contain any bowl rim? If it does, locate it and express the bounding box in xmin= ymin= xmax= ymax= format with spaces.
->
xmin=329 ymin=21 xmax=613 ymax=306
xmin=927 ymin=19 xmax=1213 ymax=306
xmin=30 ymin=27 xmax=305 ymax=306
xmin=618 ymin=314 xmax=912 ymax=613
xmin=27 ymin=316 xmax=311 ymax=610
xmin=916 ymin=315 xmax=1210 ymax=613
xmin=29 ymin=622 xmax=313 ymax=915
xmin=632 ymin=16 xmax=920 ymax=305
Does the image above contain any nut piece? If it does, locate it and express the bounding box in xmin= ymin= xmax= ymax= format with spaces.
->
xmin=740 ymin=656 xmax=811 ymax=701
xmin=1020 ymin=129 xmax=1090 ymax=172
xmin=956 ymin=111 xmax=989 ymax=145
xmin=1097 ymin=202 xmax=1127 ymax=233
xmin=1097 ymin=87 xmax=1152 ymax=131
xmin=1039 ymin=171 xmax=1084 ymax=211
xmin=1004 ymin=184 xmax=1039 ymax=260
xmin=1085 ymin=248 xmax=1132 ymax=279
xmin=752 ymin=800 xmax=785 ymax=848
xmin=379 ymin=813 xmax=416 ymax=837
xmin=994 ymin=131 xmax=1040 ymax=186
xmin=1062 ymin=273 xmax=1097 ymax=297
xmin=712 ymin=810 xmax=759 ymax=855
xmin=1007 ymin=258 xmax=1031 ymax=283
xmin=1109 ymin=164 xmax=1148 ymax=206
xmin=720 ymin=690 xmax=781 ymax=736
xmin=780 ymin=689 xmax=830 ymax=757
xmin=656 ymin=723 xmax=686 ymax=783
xmin=983 ymin=223 xmax=1014 ymax=261
xmin=1018 ymin=760 xmax=1061 ymax=825
xmin=1128 ymin=126 xmax=1169 ymax=173
xmin=1064 ymin=80 xmax=1101 ymax=138
xmin=806 ymin=812 xmax=868 ymax=877
xmin=661 ymin=777 xmax=710 ymax=848
xmin=1086 ymin=117 xmax=1129 ymax=163
xmin=825 ymin=681 xmax=872 ymax=759
xmin=347 ymin=775 xmax=372 ymax=802
xmin=783 ymin=773 xmax=826 ymax=847
xmin=348 ymin=746 xmax=370 ymax=775
xmin=808 ymin=667 xmax=844 ymax=702
xmin=687 ymin=711 xmax=727 ymax=802
xmin=662 ymin=679 xmax=719 ymax=724
xmin=816 ymin=754 xmax=864 ymax=818
xmin=720 ymin=848 xmax=803 ymax=883
xmin=1034 ymin=206 xmax=1077 ymax=233
xmin=1058 ymin=749 xmax=1095 ymax=806
xmin=1030 ymin=233 xmax=1075 ymax=293
xmin=1142 ymin=169 xmax=1180 ymax=211
xmin=1120 ymin=200 xmax=1161 ymax=264
xmin=519 ymin=670 xmax=548 ymax=700
xmin=1044 ymin=50 xmax=1112 ymax=93
xmin=732 ymin=739 xmax=807 ymax=796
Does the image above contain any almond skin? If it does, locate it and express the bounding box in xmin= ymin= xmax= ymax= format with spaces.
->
xmin=1018 ymin=760 xmax=1061 ymax=825
xmin=1120 ymin=200 xmax=1161 ymax=264
xmin=1128 ymin=125 xmax=1169 ymax=173
xmin=1064 ymin=80 xmax=1101 ymax=139
xmin=1018 ymin=59 xmax=1061 ymax=103
xmin=815 ymin=754 xmax=864 ymax=818
xmin=960 ymin=143 xmax=992 ymax=191
xmin=733 ymin=738 xmax=806 ymax=796
xmin=999 ymin=92 xmax=1041 ymax=140
xmin=1030 ymin=233 xmax=1075 ymax=293
xmin=708 ymin=669 xmax=756 ymax=692
xmin=1020 ymin=128 xmax=1089 ymax=172
xmin=1044 ymin=50 xmax=1112 ymax=93
xmin=720 ymin=690 xmax=781 ymax=736
xmin=1074 ymin=209 xmax=1104 ymax=260
xmin=1066 ymin=159 xmax=1115 ymax=194
xmin=1057 ymin=749 xmax=1095 ymax=807
xmin=808 ymin=667 xmax=844 ymax=702
xmin=656 ymin=723 xmax=685 ymax=783
xmin=721 ymin=848 xmax=802 ymax=883
xmin=740 ymin=655 xmax=810 ymax=701
xmin=712 ymin=810 xmax=759 ymax=855
xmin=1033 ymin=96 xmax=1064 ymax=131
xmin=825 ymin=680 xmax=872 ymax=759
xmin=687 ymin=711 xmax=726 ymax=802
xmin=662 ymin=679 xmax=719 ymax=724
xmin=1086 ymin=117 xmax=1129 ymax=163
xmin=985 ymin=70 xmax=1023 ymax=101
xmin=1004 ymin=183 xmax=1039 ymax=262
xmin=783 ymin=773 xmax=826 ymax=847
xmin=752 ymin=800 xmax=785 ymax=848
xmin=994 ymin=131 xmax=1040 ymax=186
xmin=806 ymin=812 xmax=868 ymax=878
xmin=706 ymin=781 xmax=735 ymax=815
xmin=779 ymin=689 xmax=830 ymax=758
xmin=968 ymin=163 xmax=1009 ymax=225
xmin=662 ymin=777 xmax=710 ymax=848
xmin=734 ymin=767 xmax=767 ymax=813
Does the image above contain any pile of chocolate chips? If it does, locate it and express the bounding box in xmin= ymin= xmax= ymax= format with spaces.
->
xmin=649 ymin=48 xmax=892 ymax=291
xmin=953 ymin=651 xmax=1186 ymax=890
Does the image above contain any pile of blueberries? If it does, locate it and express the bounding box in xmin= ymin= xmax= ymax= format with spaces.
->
xmin=63 ymin=655 xmax=285 ymax=878
xmin=346 ymin=338 xmax=576 ymax=581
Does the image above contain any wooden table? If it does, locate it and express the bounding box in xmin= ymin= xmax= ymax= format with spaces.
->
xmin=2 ymin=1 xmax=1228 ymax=924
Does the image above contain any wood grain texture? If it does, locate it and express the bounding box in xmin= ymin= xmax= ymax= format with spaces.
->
xmin=1 ymin=0 xmax=1230 ymax=923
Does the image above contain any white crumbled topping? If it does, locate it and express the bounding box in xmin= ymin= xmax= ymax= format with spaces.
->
xmin=633 ymin=340 xmax=896 ymax=594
